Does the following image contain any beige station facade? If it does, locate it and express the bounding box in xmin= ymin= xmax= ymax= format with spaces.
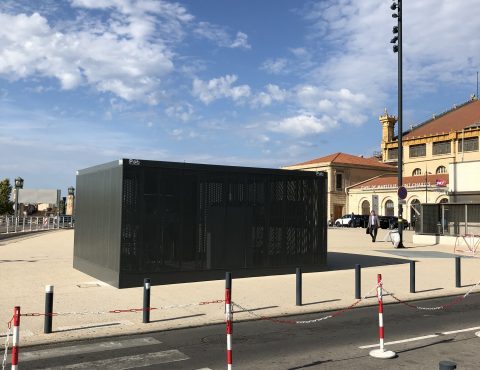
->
xmin=285 ymin=96 xmax=480 ymax=224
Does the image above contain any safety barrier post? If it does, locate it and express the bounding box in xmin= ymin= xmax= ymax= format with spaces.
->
xmin=225 ymin=272 xmax=232 ymax=370
xmin=369 ymin=274 xmax=396 ymax=359
xmin=439 ymin=360 xmax=457 ymax=370
xmin=455 ymin=257 xmax=461 ymax=288
xmin=410 ymin=261 xmax=416 ymax=293
xmin=12 ymin=306 xmax=20 ymax=370
xmin=296 ymin=267 xmax=302 ymax=306
xmin=143 ymin=278 xmax=151 ymax=324
xmin=355 ymin=264 xmax=361 ymax=299
xmin=44 ymin=285 xmax=54 ymax=334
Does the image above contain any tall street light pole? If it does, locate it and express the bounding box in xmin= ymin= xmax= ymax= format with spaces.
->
xmin=391 ymin=0 xmax=404 ymax=248
xmin=14 ymin=177 xmax=24 ymax=225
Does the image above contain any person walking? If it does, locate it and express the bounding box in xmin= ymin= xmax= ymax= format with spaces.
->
xmin=367 ymin=210 xmax=380 ymax=242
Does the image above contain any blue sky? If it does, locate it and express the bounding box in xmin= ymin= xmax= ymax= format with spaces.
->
xmin=1 ymin=0 xmax=479 ymax=194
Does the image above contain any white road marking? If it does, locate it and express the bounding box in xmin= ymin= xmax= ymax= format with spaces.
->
xmin=39 ymin=350 xmax=189 ymax=369
xmin=360 ymin=326 xmax=480 ymax=349
xmin=359 ymin=334 xmax=439 ymax=349
xmin=21 ymin=337 xmax=160 ymax=361
xmin=442 ymin=326 xmax=480 ymax=335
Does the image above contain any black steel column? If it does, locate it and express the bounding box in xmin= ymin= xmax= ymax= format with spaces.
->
xmin=296 ymin=267 xmax=302 ymax=306
xmin=44 ymin=285 xmax=54 ymax=334
xmin=455 ymin=257 xmax=461 ymax=288
xmin=439 ymin=360 xmax=457 ymax=370
xmin=143 ymin=278 xmax=151 ymax=323
xmin=355 ymin=264 xmax=361 ymax=299
xmin=410 ymin=261 xmax=415 ymax=293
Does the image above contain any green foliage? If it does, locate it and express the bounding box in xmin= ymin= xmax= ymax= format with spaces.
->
xmin=0 ymin=178 xmax=13 ymax=215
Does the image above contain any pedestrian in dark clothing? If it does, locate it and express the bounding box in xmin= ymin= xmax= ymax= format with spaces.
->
xmin=367 ymin=210 xmax=380 ymax=242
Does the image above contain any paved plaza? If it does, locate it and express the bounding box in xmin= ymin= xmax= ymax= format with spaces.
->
xmin=1 ymin=227 xmax=479 ymax=347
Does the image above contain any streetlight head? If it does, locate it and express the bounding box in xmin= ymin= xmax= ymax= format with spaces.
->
xmin=392 ymin=13 xmax=398 ymax=18
xmin=392 ymin=26 xmax=399 ymax=34
xmin=393 ymin=45 xmax=399 ymax=53
xmin=390 ymin=3 xmax=397 ymax=10
xmin=15 ymin=177 xmax=24 ymax=189
xmin=390 ymin=36 xmax=398 ymax=44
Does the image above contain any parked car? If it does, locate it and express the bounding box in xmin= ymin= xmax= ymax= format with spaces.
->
xmin=351 ymin=215 xmax=369 ymax=228
xmin=379 ymin=216 xmax=409 ymax=229
xmin=334 ymin=214 xmax=353 ymax=227
xmin=334 ymin=214 xmax=369 ymax=228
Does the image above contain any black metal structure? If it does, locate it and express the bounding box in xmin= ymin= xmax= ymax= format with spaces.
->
xmin=74 ymin=159 xmax=328 ymax=288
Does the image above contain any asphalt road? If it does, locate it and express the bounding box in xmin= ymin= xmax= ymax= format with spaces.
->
xmin=15 ymin=293 xmax=480 ymax=369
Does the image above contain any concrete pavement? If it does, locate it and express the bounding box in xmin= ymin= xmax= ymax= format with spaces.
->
xmin=1 ymin=227 xmax=479 ymax=347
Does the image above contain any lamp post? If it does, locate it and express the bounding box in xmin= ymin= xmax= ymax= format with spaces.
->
xmin=391 ymin=0 xmax=404 ymax=247
xmin=14 ymin=177 xmax=24 ymax=226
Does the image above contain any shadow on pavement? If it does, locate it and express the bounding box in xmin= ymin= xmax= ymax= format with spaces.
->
xmin=327 ymin=252 xmax=411 ymax=271
xmin=150 ymin=313 xmax=205 ymax=323
xmin=416 ymin=287 xmax=444 ymax=293
xmin=302 ymin=298 xmax=341 ymax=307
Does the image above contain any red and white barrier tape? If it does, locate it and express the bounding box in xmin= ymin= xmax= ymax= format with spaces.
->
xmin=18 ymin=299 xmax=225 ymax=317
xmin=232 ymin=284 xmax=379 ymax=325
xmin=382 ymin=278 xmax=480 ymax=311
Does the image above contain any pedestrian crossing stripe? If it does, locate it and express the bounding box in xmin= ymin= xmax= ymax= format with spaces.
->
xmin=38 ymin=350 xmax=189 ymax=369
xmin=20 ymin=337 xmax=161 ymax=361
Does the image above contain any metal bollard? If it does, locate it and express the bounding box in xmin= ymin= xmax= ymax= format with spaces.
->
xmin=410 ymin=261 xmax=416 ymax=293
xmin=44 ymin=285 xmax=54 ymax=334
xmin=355 ymin=264 xmax=361 ymax=299
xmin=296 ymin=267 xmax=302 ymax=306
xmin=143 ymin=278 xmax=151 ymax=324
xmin=455 ymin=257 xmax=461 ymax=288
xmin=439 ymin=360 xmax=457 ymax=370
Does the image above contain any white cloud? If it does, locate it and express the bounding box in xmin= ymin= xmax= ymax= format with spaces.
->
xmin=0 ymin=1 xmax=193 ymax=103
xmin=230 ymin=32 xmax=250 ymax=49
xmin=252 ymin=84 xmax=288 ymax=107
xmin=194 ymin=22 xmax=250 ymax=49
xmin=269 ymin=114 xmax=337 ymax=137
xmin=261 ymin=58 xmax=288 ymax=74
xmin=165 ymin=103 xmax=194 ymax=122
xmin=192 ymin=75 xmax=251 ymax=104
xmin=303 ymin=0 xmax=480 ymax=106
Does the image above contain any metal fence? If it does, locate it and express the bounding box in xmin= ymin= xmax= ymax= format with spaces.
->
xmin=417 ymin=203 xmax=480 ymax=236
xmin=0 ymin=215 xmax=74 ymax=235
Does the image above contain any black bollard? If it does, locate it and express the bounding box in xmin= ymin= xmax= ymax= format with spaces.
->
xmin=44 ymin=285 xmax=54 ymax=334
xmin=410 ymin=261 xmax=416 ymax=293
xmin=455 ymin=257 xmax=461 ymax=288
xmin=296 ymin=267 xmax=302 ymax=306
xmin=143 ymin=278 xmax=151 ymax=324
xmin=439 ymin=360 xmax=457 ymax=370
xmin=355 ymin=264 xmax=361 ymax=299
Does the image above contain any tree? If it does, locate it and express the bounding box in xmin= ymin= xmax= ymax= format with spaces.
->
xmin=0 ymin=178 xmax=13 ymax=215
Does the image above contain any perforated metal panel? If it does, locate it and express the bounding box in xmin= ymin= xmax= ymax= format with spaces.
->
xmin=74 ymin=159 xmax=327 ymax=288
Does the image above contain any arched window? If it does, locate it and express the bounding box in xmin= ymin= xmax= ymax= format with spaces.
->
xmin=439 ymin=198 xmax=448 ymax=203
xmin=361 ymin=200 xmax=370 ymax=215
xmin=412 ymin=168 xmax=422 ymax=176
xmin=436 ymin=166 xmax=447 ymax=174
xmin=385 ymin=200 xmax=394 ymax=216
